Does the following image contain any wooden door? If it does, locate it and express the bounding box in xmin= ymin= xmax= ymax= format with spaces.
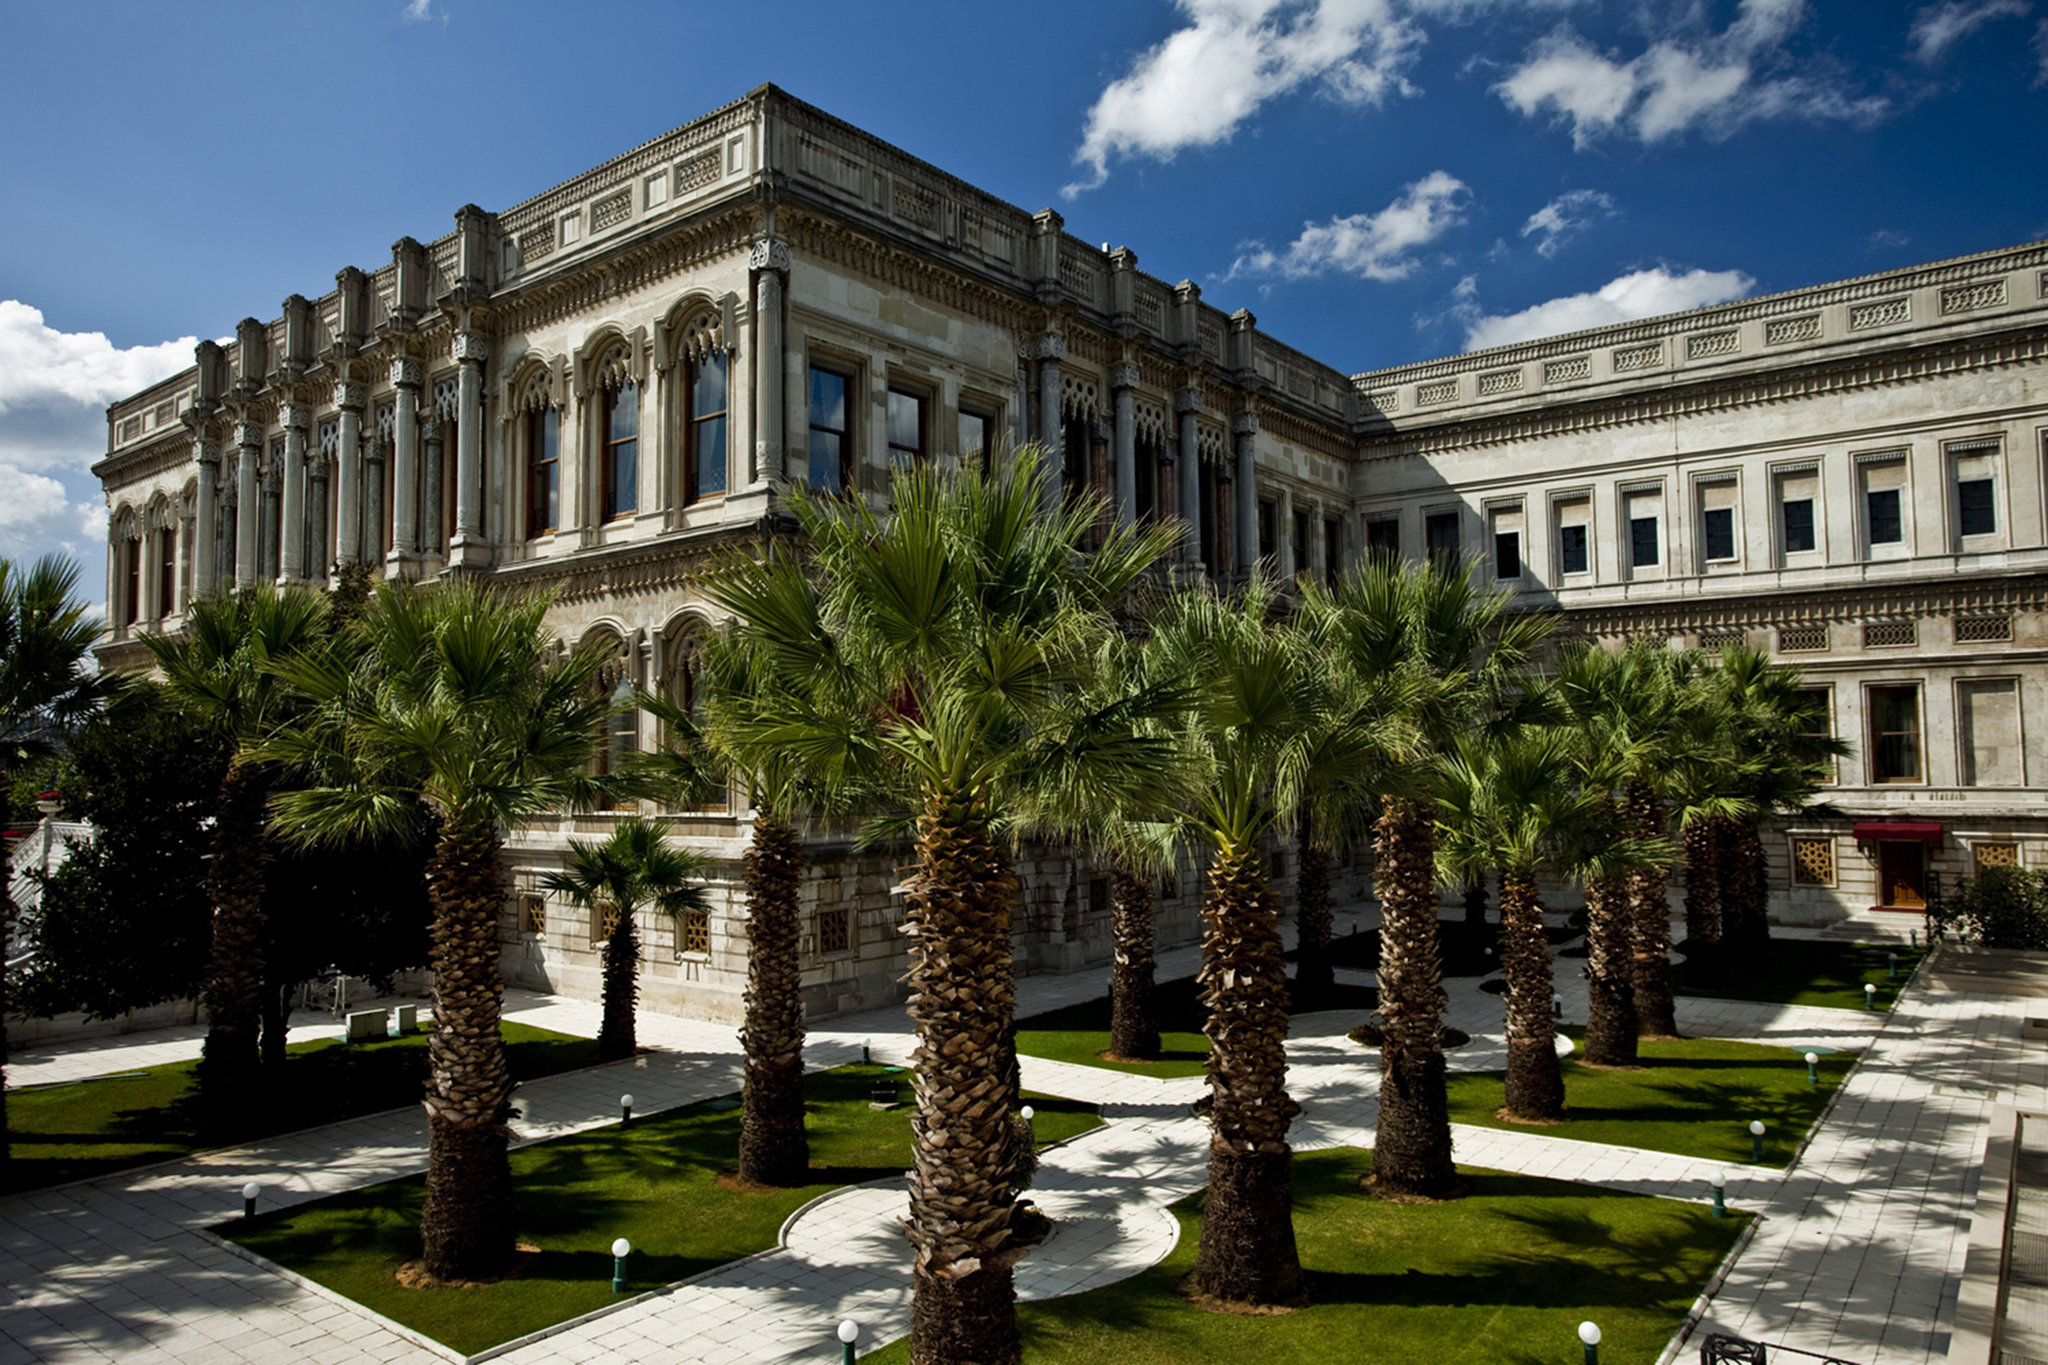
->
xmin=1878 ymin=841 xmax=1926 ymax=910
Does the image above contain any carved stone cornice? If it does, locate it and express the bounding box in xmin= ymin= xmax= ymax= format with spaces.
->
xmin=92 ymin=433 xmax=194 ymax=487
xmin=1550 ymin=571 xmax=2048 ymax=637
xmin=782 ymin=207 xmax=1031 ymax=336
xmin=496 ymin=523 xmax=775 ymax=606
xmin=1360 ymin=327 xmax=2048 ymax=460
xmin=492 ymin=205 xmax=756 ymax=334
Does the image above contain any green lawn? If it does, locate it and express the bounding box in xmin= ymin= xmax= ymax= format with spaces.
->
xmin=1016 ymin=974 xmax=1380 ymax=1079
xmin=1674 ymin=938 xmax=1925 ymax=1012
xmin=866 ymin=1148 xmax=1746 ymax=1365
xmin=228 ymin=1064 xmax=1099 ymax=1354
xmin=4 ymin=1020 xmax=599 ymax=1195
xmin=1443 ymin=1030 xmax=1855 ymax=1166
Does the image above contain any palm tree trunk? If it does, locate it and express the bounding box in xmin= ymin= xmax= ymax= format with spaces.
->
xmin=1370 ymin=798 xmax=1457 ymax=1199
xmin=1291 ymin=844 xmax=1334 ymax=1009
xmin=1623 ymin=781 xmax=1678 ymax=1038
xmin=1499 ymin=872 xmax=1563 ymax=1120
xmin=1 ymin=881 xmax=12 ymax=1176
xmin=419 ymin=814 xmax=518 ymax=1282
xmin=1107 ymin=864 xmax=1160 ymax=1061
xmin=1723 ymin=817 xmax=1772 ymax=954
xmin=259 ymin=975 xmax=289 ymax=1069
xmin=1682 ymin=817 xmax=1724 ymax=983
xmin=200 ymin=761 xmax=271 ymax=1131
xmin=1582 ymin=874 xmax=1638 ymax=1068
xmin=739 ymin=811 xmax=810 ymax=1187
xmin=1191 ymin=839 xmax=1303 ymax=1304
xmin=904 ymin=783 xmax=1023 ymax=1365
xmin=596 ymin=896 xmax=639 ymax=1062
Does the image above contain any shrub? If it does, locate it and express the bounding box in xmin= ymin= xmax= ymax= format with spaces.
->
xmin=1930 ymin=868 xmax=2048 ymax=951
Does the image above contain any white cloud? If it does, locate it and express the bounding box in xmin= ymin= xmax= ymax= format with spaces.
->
xmin=1066 ymin=0 xmax=1430 ymax=195
xmin=0 ymin=300 xmax=191 ymax=583
xmin=2032 ymin=16 xmax=2048 ymax=82
xmin=1909 ymin=0 xmax=2030 ymax=63
xmin=1456 ymin=266 xmax=1756 ymax=351
xmin=401 ymin=0 xmax=436 ymax=20
xmin=1225 ymin=170 xmax=1469 ymax=280
xmin=1520 ymin=189 xmax=1615 ymax=257
xmin=1495 ymin=0 xmax=1886 ymax=147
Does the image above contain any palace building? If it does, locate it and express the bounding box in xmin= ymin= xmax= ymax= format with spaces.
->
xmin=92 ymin=84 xmax=2048 ymax=1021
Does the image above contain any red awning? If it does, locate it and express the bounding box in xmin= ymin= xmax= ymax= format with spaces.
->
xmin=1852 ymin=821 xmax=1943 ymax=843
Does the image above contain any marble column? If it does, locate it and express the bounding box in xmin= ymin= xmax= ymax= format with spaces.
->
xmin=451 ymin=332 xmax=487 ymax=565
xmin=1278 ymin=487 xmax=1296 ymax=579
xmin=1233 ymin=412 xmax=1258 ymax=576
xmin=234 ymin=422 xmax=261 ymax=589
xmin=1037 ymin=333 xmax=1064 ymax=507
xmin=422 ymin=416 xmax=445 ymax=555
xmin=389 ymin=360 xmax=421 ymax=566
xmin=749 ymin=239 xmax=788 ymax=488
xmin=1176 ymin=388 xmax=1202 ymax=568
xmin=193 ymin=436 xmax=221 ymax=599
xmin=1215 ymin=460 xmax=1234 ymax=577
xmin=333 ymin=381 xmax=365 ymax=567
xmin=277 ymin=401 xmax=308 ymax=583
xmin=307 ymin=459 xmax=330 ymax=579
xmin=365 ymin=415 xmax=386 ymax=564
xmin=1110 ymin=363 xmax=1138 ymax=530
xmin=1157 ymin=444 xmax=1176 ymax=524
xmin=259 ymin=461 xmax=280 ymax=582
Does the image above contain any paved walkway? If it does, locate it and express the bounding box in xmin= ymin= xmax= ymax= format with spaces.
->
xmin=0 ymin=921 xmax=2024 ymax=1365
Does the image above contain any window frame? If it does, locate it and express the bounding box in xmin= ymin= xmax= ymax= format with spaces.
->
xmin=600 ymin=379 xmax=640 ymax=522
xmin=685 ymin=347 xmax=730 ymax=506
xmin=806 ymin=361 xmax=855 ymax=493
xmin=1865 ymin=682 xmax=1925 ymax=785
xmin=1955 ymin=674 xmax=2026 ymax=788
xmin=1365 ymin=514 xmax=1400 ymax=560
xmin=1424 ymin=508 xmax=1460 ymax=566
xmin=886 ymin=382 xmax=929 ymax=473
xmin=525 ymin=403 xmax=560 ymax=539
xmin=956 ymin=403 xmax=996 ymax=472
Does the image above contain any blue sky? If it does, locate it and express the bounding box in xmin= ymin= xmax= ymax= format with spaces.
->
xmin=2 ymin=0 xmax=2044 ymax=593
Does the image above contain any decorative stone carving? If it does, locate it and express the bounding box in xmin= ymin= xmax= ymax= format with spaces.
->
xmin=1110 ymin=362 xmax=1141 ymax=390
xmin=1036 ymin=333 xmax=1067 ymax=362
xmin=1174 ymin=386 xmax=1204 ymax=414
xmin=234 ymin=422 xmax=264 ymax=449
xmin=1542 ymin=357 xmax=1590 ymax=384
xmin=420 ymin=415 xmax=442 ymax=441
xmin=747 ymin=239 xmax=791 ymax=272
xmin=281 ymin=403 xmax=310 ymax=433
xmin=196 ymin=440 xmax=220 ymax=467
xmin=390 ymin=359 xmax=423 ymax=388
xmin=1477 ymin=367 xmax=1523 ymax=395
xmin=1417 ymin=380 xmax=1458 ymax=406
xmin=1849 ymin=297 xmax=1910 ymax=330
xmin=1231 ymin=412 xmax=1259 ymax=436
xmin=1765 ymin=313 xmax=1823 ymax=345
xmin=332 ymin=382 xmax=366 ymax=410
xmin=451 ymin=332 xmax=490 ymax=363
xmin=1941 ymin=280 xmax=2008 ymax=315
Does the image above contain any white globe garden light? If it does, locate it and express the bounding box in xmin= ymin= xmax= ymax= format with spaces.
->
xmin=612 ymin=1237 xmax=631 ymax=1258
xmin=1020 ymin=1106 xmax=1035 ymax=1122
xmin=241 ymin=1181 xmax=261 ymax=1201
xmin=838 ymin=1321 xmax=860 ymax=1344
xmin=1579 ymin=1321 xmax=1602 ymax=1346
xmin=1748 ymin=1120 xmax=1766 ymax=1137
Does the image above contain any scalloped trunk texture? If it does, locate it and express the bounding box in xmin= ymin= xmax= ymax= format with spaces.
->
xmin=1500 ymin=873 xmax=1564 ymax=1121
xmin=1370 ymin=799 xmax=1458 ymax=1199
xmin=1583 ymin=873 xmax=1639 ymax=1068
xmin=740 ymin=812 xmax=810 ymax=1188
xmin=1625 ymin=782 xmax=1678 ymax=1039
xmin=199 ymin=761 xmax=272 ymax=1132
xmin=1108 ymin=865 xmax=1160 ymax=1061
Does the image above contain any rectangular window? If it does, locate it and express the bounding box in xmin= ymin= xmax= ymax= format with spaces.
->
xmin=1794 ymin=685 xmax=1834 ymax=785
xmin=1791 ymin=837 xmax=1836 ymax=886
xmin=1702 ymin=508 xmax=1735 ymax=561
xmin=887 ymin=386 xmax=926 ymax=471
xmin=1775 ymin=466 xmax=1819 ymax=556
xmin=818 ymin=907 xmax=850 ymax=955
xmin=1291 ymin=509 xmax=1310 ymax=576
xmin=1630 ymin=517 xmax=1659 ymax=568
xmin=156 ymin=528 xmax=176 ymax=618
xmin=526 ymin=405 xmax=559 ymax=536
xmin=808 ymin=365 xmax=851 ymax=492
xmin=602 ymin=382 xmax=639 ymax=520
xmin=1324 ymin=516 xmax=1342 ymax=587
xmin=1257 ymin=499 xmax=1277 ymax=564
xmin=1868 ymin=684 xmax=1923 ymax=783
xmin=689 ymin=351 xmax=729 ymax=502
xmin=678 ymin=908 xmax=710 ymax=957
xmin=1782 ymin=499 xmax=1815 ymax=553
xmin=1959 ymin=478 xmax=1997 ymax=537
xmin=123 ymin=537 xmax=139 ymax=627
xmin=1866 ymin=488 xmax=1901 ymax=545
xmin=1558 ymin=524 xmax=1588 ymax=575
xmin=1366 ymin=516 xmax=1400 ymax=559
xmin=1494 ymin=531 xmax=1521 ymax=580
xmin=1958 ymin=678 xmax=2022 ymax=786
xmin=958 ymin=409 xmax=990 ymax=468
xmin=1425 ymin=510 xmax=1459 ymax=565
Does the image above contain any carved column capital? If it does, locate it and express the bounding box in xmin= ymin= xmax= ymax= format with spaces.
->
xmin=1232 ymin=411 xmax=1260 ymax=437
xmin=390 ymin=358 xmax=424 ymax=388
xmin=281 ymin=403 xmax=311 ymax=433
xmin=195 ymin=439 xmax=221 ymax=467
xmin=420 ymin=415 xmax=442 ymax=441
xmin=747 ymin=238 xmax=791 ymax=273
xmin=1174 ymin=386 xmax=1204 ymax=414
xmin=1110 ymin=362 xmax=1141 ymax=390
xmin=1036 ymin=333 xmax=1067 ymax=362
xmin=333 ymin=382 xmax=366 ymax=411
xmin=233 ymin=422 xmax=264 ymax=449
xmin=451 ymin=332 xmax=489 ymax=364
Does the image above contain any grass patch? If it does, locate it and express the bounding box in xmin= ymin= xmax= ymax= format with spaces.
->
xmin=866 ymin=1148 xmax=1745 ymax=1365
xmin=1674 ymin=938 xmax=1925 ymax=1012
xmin=1444 ymin=1029 xmax=1854 ymax=1167
xmin=1017 ymin=975 xmax=1380 ymax=1079
xmin=5 ymin=1021 xmax=598 ymax=1195
xmin=228 ymin=1064 xmax=1098 ymax=1354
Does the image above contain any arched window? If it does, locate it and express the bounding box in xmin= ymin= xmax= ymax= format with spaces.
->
xmin=114 ymin=511 xmax=141 ymax=629
xmin=526 ymin=402 xmax=559 ymax=537
xmin=602 ymin=379 xmax=638 ymax=521
xmin=588 ymin=633 xmax=637 ymax=810
xmin=666 ymin=627 xmax=727 ymax=810
xmin=687 ymin=349 xmax=728 ymax=504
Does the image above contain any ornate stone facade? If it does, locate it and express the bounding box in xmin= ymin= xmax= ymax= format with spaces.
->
xmin=94 ymin=84 xmax=2048 ymax=1018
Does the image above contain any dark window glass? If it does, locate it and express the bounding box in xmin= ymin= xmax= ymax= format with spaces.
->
xmin=689 ymin=351 xmax=728 ymax=502
xmin=527 ymin=405 xmax=558 ymax=537
xmin=157 ymin=529 xmax=176 ymax=618
xmin=887 ymin=389 xmax=925 ymax=471
xmin=123 ymin=538 xmax=139 ymax=626
xmin=1324 ymin=517 xmax=1342 ymax=586
xmin=1782 ymin=498 xmax=1815 ymax=553
xmin=1630 ymin=516 xmax=1659 ymax=567
xmin=1866 ymin=487 xmax=1901 ymax=545
xmin=958 ymin=410 xmax=989 ymax=469
xmin=1425 ymin=512 xmax=1459 ymax=564
xmin=1869 ymin=685 xmax=1921 ymax=783
xmin=1367 ymin=517 xmax=1399 ymax=558
xmin=603 ymin=382 xmax=638 ymax=520
xmin=1494 ymin=530 xmax=1521 ymax=580
xmin=808 ymin=366 xmax=848 ymax=492
xmin=1258 ymin=500 xmax=1276 ymax=563
xmin=1702 ymin=507 xmax=1735 ymax=561
xmin=1559 ymin=523 xmax=1588 ymax=574
xmin=1959 ymin=478 xmax=1996 ymax=536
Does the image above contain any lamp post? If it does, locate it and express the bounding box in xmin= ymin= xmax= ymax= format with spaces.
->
xmin=1864 ymin=982 xmax=1878 ymax=1011
xmin=1578 ymin=1320 xmax=1602 ymax=1364
xmin=837 ymin=1318 xmax=859 ymax=1364
xmin=862 ymin=1038 xmax=871 ymax=1065
xmin=1021 ymin=1105 xmax=1035 ymax=1144
xmin=1748 ymin=1119 xmax=1766 ymax=1163
xmin=611 ymin=1237 xmax=631 ymax=1293
xmin=1888 ymin=952 xmax=1899 ymax=980
xmin=621 ymin=1093 xmax=634 ymax=1127
xmin=1805 ymin=1051 xmax=1819 ymax=1085
xmin=1707 ymin=1171 xmax=1727 ymax=1218
xmin=1552 ymin=992 xmax=1563 ymax=1020
xmin=241 ymin=1182 xmax=261 ymax=1219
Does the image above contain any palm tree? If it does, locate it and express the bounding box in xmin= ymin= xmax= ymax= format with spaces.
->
xmin=541 ymin=815 xmax=710 ymax=1062
xmin=145 ymin=585 xmax=327 ymax=1127
xmin=1436 ymin=726 xmax=1663 ymax=1120
xmin=259 ymin=579 xmax=612 ymax=1281
xmin=0 ymin=554 xmax=108 ymax=1171
xmin=1301 ymin=556 xmax=1548 ymax=1199
xmin=706 ymin=457 xmax=1179 ymax=1365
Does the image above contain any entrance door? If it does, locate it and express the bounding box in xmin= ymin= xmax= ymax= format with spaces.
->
xmin=1878 ymin=841 xmax=1927 ymax=910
